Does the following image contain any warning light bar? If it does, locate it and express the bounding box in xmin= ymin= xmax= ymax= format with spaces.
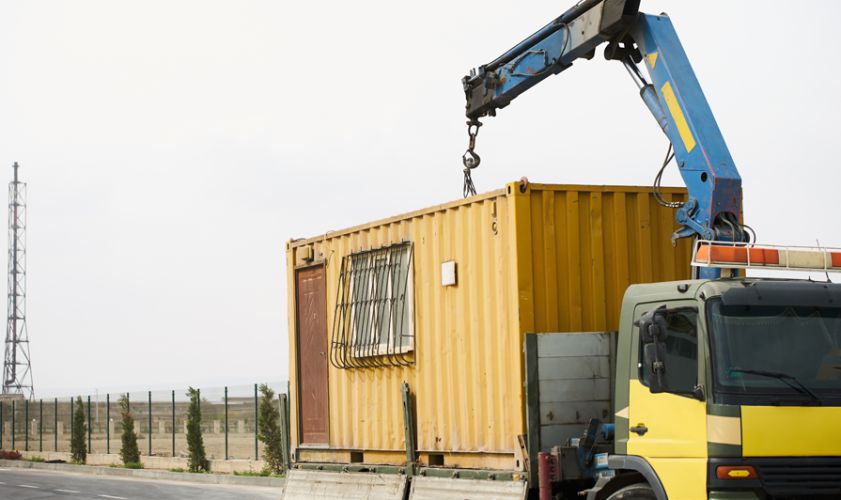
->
xmin=693 ymin=241 xmax=841 ymax=273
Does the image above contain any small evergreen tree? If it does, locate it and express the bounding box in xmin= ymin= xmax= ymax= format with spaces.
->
xmin=70 ymin=396 xmax=87 ymax=463
xmin=257 ymin=384 xmax=284 ymax=474
xmin=186 ymin=387 xmax=208 ymax=472
xmin=119 ymin=394 xmax=141 ymax=466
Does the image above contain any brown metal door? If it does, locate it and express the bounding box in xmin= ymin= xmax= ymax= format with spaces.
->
xmin=296 ymin=265 xmax=329 ymax=444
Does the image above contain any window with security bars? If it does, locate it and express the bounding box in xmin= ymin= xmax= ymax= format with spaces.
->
xmin=330 ymin=242 xmax=414 ymax=369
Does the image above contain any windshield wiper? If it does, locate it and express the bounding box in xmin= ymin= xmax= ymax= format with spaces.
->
xmin=729 ymin=367 xmax=824 ymax=406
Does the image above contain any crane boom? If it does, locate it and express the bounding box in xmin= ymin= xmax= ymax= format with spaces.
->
xmin=462 ymin=0 xmax=747 ymax=278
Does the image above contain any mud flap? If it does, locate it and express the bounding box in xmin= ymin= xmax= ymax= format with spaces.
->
xmin=281 ymin=469 xmax=408 ymax=500
xmin=409 ymin=476 xmax=528 ymax=500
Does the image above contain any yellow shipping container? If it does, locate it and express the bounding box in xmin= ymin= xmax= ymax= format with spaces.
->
xmin=286 ymin=182 xmax=691 ymax=471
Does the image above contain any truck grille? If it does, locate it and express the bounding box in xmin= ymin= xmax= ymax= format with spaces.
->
xmin=754 ymin=457 xmax=841 ymax=497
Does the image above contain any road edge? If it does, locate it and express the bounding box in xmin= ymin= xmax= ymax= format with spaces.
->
xmin=0 ymin=459 xmax=285 ymax=488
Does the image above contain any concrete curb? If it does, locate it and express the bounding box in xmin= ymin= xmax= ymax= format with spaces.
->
xmin=0 ymin=459 xmax=286 ymax=488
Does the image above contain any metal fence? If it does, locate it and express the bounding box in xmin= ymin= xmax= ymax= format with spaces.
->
xmin=0 ymin=383 xmax=291 ymax=462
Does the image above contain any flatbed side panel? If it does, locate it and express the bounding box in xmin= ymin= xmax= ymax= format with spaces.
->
xmin=409 ymin=476 xmax=527 ymax=500
xmin=526 ymin=333 xmax=614 ymax=454
xmin=524 ymin=331 xmax=614 ymax=485
xmin=281 ymin=470 xmax=407 ymax=500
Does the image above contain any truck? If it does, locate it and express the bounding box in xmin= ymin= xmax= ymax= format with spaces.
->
xmin=282 ymin=1 xmax=841 ymax=499
xmin=459 ymin=1 xmax=841 ymax=498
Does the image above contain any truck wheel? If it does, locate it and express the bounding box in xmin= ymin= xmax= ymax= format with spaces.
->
xmin=605 ymin=483 xmax=656 ymax=500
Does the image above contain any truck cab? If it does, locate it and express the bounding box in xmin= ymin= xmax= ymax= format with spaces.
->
xmin=608 ymin=278 xmax=841 ymax=499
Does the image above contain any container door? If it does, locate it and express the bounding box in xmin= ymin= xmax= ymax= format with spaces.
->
xmin=296 ymin=265 xmax=329 ymax=445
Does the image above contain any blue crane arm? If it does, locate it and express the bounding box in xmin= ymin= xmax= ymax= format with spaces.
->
xmin=463 ymin=0 xmax=641 ymax=119
xmin=463 ymin=1 xmax=747 ymax=278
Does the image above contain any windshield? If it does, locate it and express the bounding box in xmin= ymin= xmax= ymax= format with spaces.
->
xmin=707 ymin=298 xmax=841 ymax=405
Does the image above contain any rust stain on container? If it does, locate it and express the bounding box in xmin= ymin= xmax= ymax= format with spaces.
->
xmin=286 ymin=182 xmax=690 ymax=468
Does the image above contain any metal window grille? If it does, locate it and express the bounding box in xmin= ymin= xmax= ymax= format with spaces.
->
xmin=330 ymin=242 xmax=414 ymax=369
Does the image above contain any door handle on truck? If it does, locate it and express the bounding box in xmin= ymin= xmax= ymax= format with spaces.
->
xmin=630 ymin=425 xmax=648 ymax=436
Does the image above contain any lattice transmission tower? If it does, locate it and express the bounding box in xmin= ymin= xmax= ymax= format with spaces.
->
xmin=3 ymin=162 xmax=33 ymax=399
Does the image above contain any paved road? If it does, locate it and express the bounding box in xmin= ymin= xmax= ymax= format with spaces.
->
xmin=0 ymin=467 xmax=282 ymax=499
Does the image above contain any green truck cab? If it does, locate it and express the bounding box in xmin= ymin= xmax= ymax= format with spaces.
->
xmin=594 ymin=278 xmax=841 ymax=499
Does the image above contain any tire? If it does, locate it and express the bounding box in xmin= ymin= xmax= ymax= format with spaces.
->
xmin=604 ymin=483 xmax=657 ymax=500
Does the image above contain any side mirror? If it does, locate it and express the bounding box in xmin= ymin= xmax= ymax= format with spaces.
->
xmin=639 ymin=306 xmax=669 ymax=393
xmin=639 ymin=305 xmax=669 ymax=344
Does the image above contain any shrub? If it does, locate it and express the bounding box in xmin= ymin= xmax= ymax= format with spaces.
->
xmin=70 ymin=396 xmax=87 ymax=463
xmin=118 ymin=394 xmax=140 ymax=465
xmin=257 ymin=384 xmax=284 ymax=474
xmin=186 ymin=387 xmax=208 ymax=472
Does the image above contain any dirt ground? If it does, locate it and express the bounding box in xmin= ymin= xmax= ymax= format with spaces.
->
xmin=10 ymin=431 xmax=263 ymax=460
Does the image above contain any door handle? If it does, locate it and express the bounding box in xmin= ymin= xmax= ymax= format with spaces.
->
xmin=630 ymin=424 xmax=649 ymax=436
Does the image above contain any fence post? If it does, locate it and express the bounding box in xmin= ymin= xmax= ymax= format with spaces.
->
xmin=197 ymin=387 xmax=202 ymax=457
xmin=53 ymin=398 xmax=57 ymax=452
xmin=171 ymin=390 xmax=175 ymax=458
xmin=39 ymin=399 xmax=43 ymax=452
xmin=254 ymin=383 xmax=258 ymax=461
xmin=278 ymin=393 xmax=290 ymax=470
xmin=0 ymin=401 xmax=4 ymax=449
xmin=25 ymin=399 xmax=29 ymax=452
xmin=87 ymin=395 xmax=92 ymax=453
xmin=126 ymin=393 xmax=130 ymax=454
xmin=106 ymin=393 xmax=110 ymax=455
xmin=147 ymin=391 xmax=152 ymax=457
xmin=12 ymin=400 xmax=16 ymax=450
xmin=224 ymin=386 xmax=228 ymax=460
xmin=69 ymin=397 xmax=73 ymax=451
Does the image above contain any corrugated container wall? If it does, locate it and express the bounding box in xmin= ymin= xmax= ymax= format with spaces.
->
xmin=286 ymin=183 xmax=690 ymax=470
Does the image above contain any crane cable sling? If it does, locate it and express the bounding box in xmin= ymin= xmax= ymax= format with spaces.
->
xmin=463 ymin=165 xmax=477 ymax=198
xmin=462 ymin=119 xmax=482 ymax=197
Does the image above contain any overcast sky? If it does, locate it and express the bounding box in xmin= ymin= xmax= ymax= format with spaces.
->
xmin=0 ymin=1 xmax=839 ymax=397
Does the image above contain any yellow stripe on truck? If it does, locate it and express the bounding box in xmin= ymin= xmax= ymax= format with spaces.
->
xmin=707 ymin=414 xmax=741 ymax=446
xmin=661 ymin=81 xmax=697 ymax=153
xmin=742 ymin=406 xmax=841 ymax=456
